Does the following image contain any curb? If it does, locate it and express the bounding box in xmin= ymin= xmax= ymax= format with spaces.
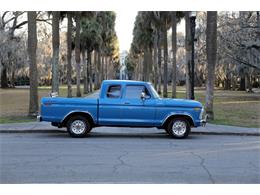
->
xmin=0 ymin=130 xmax=66 ymax=133
xmin=191 ymin=131 xmax=260 ymax=136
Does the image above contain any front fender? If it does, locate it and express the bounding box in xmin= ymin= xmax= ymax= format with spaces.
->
xmin=161 ymin=112 xmax=195 ymax=127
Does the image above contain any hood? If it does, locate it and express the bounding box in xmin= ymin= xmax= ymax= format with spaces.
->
xmin=160 ymin=98 xmax=203 ymax=108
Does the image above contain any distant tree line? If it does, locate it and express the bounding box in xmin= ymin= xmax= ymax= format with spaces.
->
xmin=0 ymin=11 xmax=119 ymax=116
xmin=126 ymin=11 xmax=260 ymax=119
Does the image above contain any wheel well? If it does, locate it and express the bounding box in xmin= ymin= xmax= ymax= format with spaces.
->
xmin=61 ymin=112 xmax=95 ymax=127
xmin=162 ymin=114 xmax=194 ymax=128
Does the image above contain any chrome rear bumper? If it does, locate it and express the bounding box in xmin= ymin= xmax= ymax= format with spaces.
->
xmin=37 ymin=115 xmax=42 ymax=122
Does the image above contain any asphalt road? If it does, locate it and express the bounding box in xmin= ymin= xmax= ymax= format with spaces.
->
xmin=0 ymin=127 xmax=259 ymax=183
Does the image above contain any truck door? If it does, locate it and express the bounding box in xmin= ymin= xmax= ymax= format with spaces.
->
xmin=120 ymin=85 xmax=156 ymax=126
xmin=98 ymin=84 xmax=123 ymax=125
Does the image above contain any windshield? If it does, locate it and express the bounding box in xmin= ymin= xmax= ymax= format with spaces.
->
xmin=149 ymin=83 xmax=160 ymax=98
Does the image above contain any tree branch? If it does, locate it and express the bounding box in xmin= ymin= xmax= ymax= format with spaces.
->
xmin=2 ymin=11 xmax=9 ymax=21
xmin=226 ymin=53 xmax=260 ymax=71
xmin=3 ymin=16 xmax=15 ymax=26
xmin=2 ymin=12 xmax=25 ymax=29
xmin=36 ymin=18 xmax=52 ymax=25
xmin=14 ymin=21 xmax=27 ymax=29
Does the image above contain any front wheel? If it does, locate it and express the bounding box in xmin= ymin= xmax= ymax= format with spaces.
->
xmin=67 ymin=115 xmax=91 ymax=138
xmin=166 ymin=118 xmax=190 ymax=139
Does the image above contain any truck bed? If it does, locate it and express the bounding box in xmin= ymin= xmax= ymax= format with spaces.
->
xmin=41 ymin=97 xmax=99 ymax=123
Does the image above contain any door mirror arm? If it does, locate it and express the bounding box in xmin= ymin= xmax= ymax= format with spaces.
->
xmin=140 ymin=92 xmax=146 ymax=100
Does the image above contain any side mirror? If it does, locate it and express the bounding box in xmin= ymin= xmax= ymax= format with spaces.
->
xmin=141 ymin=92 xmax=146 ymax=100
xmin=49 ymin=92 xmax=58 ymax=98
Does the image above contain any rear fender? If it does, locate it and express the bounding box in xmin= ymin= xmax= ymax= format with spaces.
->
xmin=61 ymin=111 xmax=95 ymax=127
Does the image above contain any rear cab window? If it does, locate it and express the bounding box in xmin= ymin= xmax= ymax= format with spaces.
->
xmin=106 ymin=85 xmax=122 ymax=99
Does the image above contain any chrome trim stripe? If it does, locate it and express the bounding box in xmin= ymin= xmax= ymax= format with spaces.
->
xmin=61 ymin=110 xmax=96 ymax=123
xmin=161 ymin=112 xmax=195 ymax=126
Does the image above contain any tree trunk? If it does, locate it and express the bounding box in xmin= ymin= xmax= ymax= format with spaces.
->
xmin=88 ymin=51 xmax=93 ymax=92
xmin=104 ymin=56 xmax=107 ymax=80
xmin=224 ymin=76 xmax=231 ymax=90
xmin=97 ymin=51 xmax=101 ymax=88
xmin=245 ymin=70 xmax=252 ymax=92
xmin=109 ymin=57 xmax=112 ymax=79
xmin=75 ymin=12 xmax=81 ymax=97
xmin=67 ymin=12 xmax=72 ymax=97
xmin=157 ymin=30 xmax=162 ymax=95
xmin=147 ymin=48 xmax=152 ymax=82
xmin=82 ymin=49 xmax=88 ymax=94
xmin=153 ymin=30 xmax=158 ymax=90
xmin=5 ymin=12 xmax=18 ymax=88
xmin=205 ymin=11 xmax=217 ymax=120
xmin=224 ymin=64 xmax=231 ymax=90
xmin=171 ymin=11 xmax=177 ymax=98
xmin=185 ymin=12 xmax=192 ymax=99
xmin=108 ymin=58 xmax=111 ymax=80
xmin=51 ymin=11 xmax=60 ymax=93
xmin=240 ymin=73 xmax=246 ymax=90
xmin=103 ymin=55 xmax=106 ymax=81
xmin=143 ymin=49 xmax=148 ymax=81
xmin=101 ymin=53 xmax=104 ymax=81
xmin=1 ymin=66 xmax=8 ymax=88
xmin=103 ymin=56 xmax=106 ymax=80
xmin=163 ymin=22 xmax=168 ymax=98
xmin=231 ymin=73 xmax=236 ymax=90
xmin=94 ymin=50 xmax=98 ymax=89
xmin=27 ymin=11 xmax=38 ymax=116
xmin=10 ymin=68 xmax=15 ymax=87
xmin=139 ymin=55 xmax=143 ymax=81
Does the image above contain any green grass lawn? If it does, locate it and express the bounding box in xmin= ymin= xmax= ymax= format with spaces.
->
xmin=0 ymin=85 xmax=90 ymax=123
xmin=0 ymin=85 xmax=259 ymax=127
xmin=167 ymin=87 xmax=260 ymax=128
xmin=0 ymin=116 xmax=36 ymax=124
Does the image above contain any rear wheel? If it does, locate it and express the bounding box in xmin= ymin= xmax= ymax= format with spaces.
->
xmin=166 ymin=118 xmax=190 ymax=139
xmin=67 ymin=115 xmax=91 ymax=138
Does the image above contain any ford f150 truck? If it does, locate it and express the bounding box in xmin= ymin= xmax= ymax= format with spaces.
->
xmin=38 ymin=80 xmax=207 ymax=138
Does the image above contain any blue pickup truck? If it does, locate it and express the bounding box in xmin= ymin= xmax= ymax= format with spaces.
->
xmin=38 ymin=80 xmax=207 ymax=138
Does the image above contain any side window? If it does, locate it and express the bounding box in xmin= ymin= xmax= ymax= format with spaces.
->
xmin=144 ymin=87 xmax=151 ymax=98
xmin=107 ymin=85 xmax=121 ymax=99
xmin=125 ymin=85 xmax=151 ymax=99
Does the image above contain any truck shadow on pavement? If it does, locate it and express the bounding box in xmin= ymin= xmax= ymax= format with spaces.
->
xmin=41 ymin=131 xmax=197 ymax=140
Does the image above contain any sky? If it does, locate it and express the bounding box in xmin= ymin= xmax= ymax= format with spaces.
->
xmin=115 ymin=11 xmax=185 ymax=53
xmin=115 ymin=10 xmax=137 ymax=52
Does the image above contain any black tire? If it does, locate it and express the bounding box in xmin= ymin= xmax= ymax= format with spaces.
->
xmin=67 ymin=115 xmax=91 ymax=138
xmin=166 ymin=118 xmax=190 ymax=139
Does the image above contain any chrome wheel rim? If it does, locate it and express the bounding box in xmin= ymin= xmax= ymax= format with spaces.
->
xmin=71 ymin=120 xmax=86 ymax=134
xmin=172 ymin=120 xmax=187 ymax=136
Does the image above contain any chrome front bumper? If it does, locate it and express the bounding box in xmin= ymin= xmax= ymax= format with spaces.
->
xmin=200 ymin=114 xmax=208 ymax=127
xmin=37 ymin=115 xmax=42 ymax=122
